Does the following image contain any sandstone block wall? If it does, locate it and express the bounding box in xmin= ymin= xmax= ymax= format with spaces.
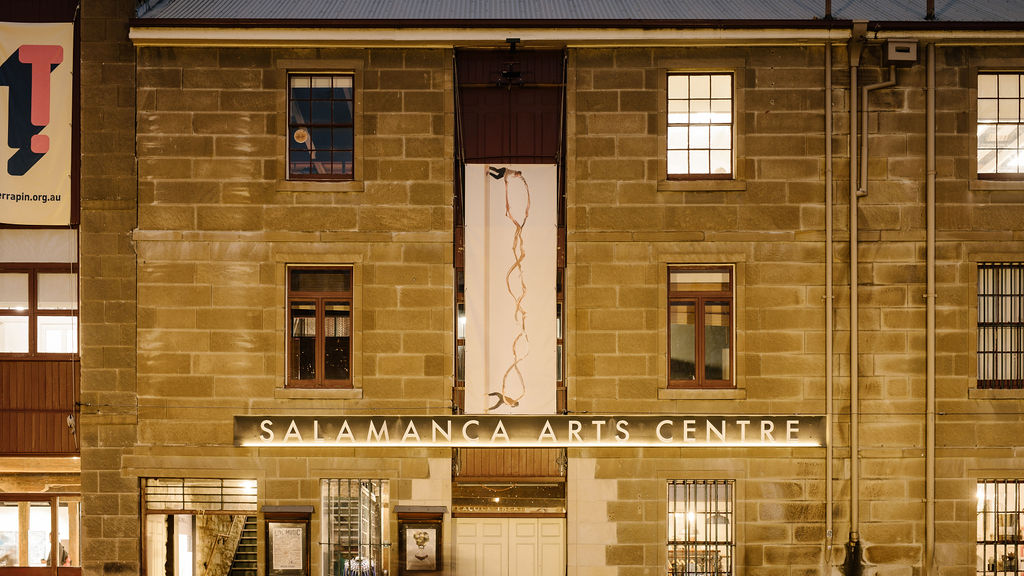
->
xmin=77 ymin=9 xmax=1024 ymax=576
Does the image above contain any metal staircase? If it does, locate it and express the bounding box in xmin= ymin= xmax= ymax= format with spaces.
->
xmin=228 ymin=515 xmax=258 ymax=576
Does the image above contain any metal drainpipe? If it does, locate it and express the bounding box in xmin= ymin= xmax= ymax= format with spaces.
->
xmin=824 ymin=39 xmax=835 ymax=572
xmin=852 ymin=54 xmax=897 ymax=569
xmin=847 ymin=28 xmax=863 ymax=553
xmin=926 ymin=41 xmax=937 ymax=576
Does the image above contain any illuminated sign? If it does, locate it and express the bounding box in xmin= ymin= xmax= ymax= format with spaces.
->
xmin=234 ymin=415 xmax=825 ymax=448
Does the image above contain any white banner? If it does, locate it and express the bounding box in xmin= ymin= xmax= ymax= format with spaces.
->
xmin=465 ymin=164 xmax=557 ymax=415
xmin=0 ymin=22 xmax=73 ymax=225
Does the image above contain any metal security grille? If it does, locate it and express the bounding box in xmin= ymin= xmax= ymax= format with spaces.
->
xmin=322 ymin=479 xmax=387 ymax=576
xmin=978 ymin=263 xmax=1024 ymax=388
xmin=667 ymin=480 xmax=734 ymax=576
xmin=978 ymin=480 xmax=1024 ymax=575
xmin=143 ymin=478 xmax=258 ymax=512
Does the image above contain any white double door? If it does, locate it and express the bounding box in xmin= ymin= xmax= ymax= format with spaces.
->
xmin=454 ymin=517 xmax=565 ymax=576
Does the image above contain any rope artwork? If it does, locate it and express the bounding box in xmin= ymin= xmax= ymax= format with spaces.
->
xmin=488 ymin=166 xmax=531 ymax=411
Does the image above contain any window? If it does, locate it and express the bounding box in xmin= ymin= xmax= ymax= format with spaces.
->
xmin=288 ymin=267 xmax=352 ymax=388
xmin=667 ymin=73 xmax=733 ymax=178
xmin=288 ymin=73 xmax=354 ymax=180
xmin=0 ymin=494 xmax=80 ymax=568
xmin=322 ymin=479 xmax=388 ymax=576
xmin=0 ymin=265 xmax=78 ymax=356
xmin=977 ymin=480 xmax=1024 ymax=574
xmin=668 ymin=267 xmax=733 ymax=388
xmin=978 ymin=73 xmax=1024 ymax=178
xmin=978 ymin=263 xmax=1024 ymax=389
xmin=668 ymin=480 xmax=734 ymax=576
xmin=142 ymin=478 xmax=258 ymax=576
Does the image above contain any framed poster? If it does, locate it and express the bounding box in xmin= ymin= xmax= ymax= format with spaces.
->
xmin=264 ymin=506 xmax=312 ymax=576
xmin=399 ymin=521 xmax=442 ymax=574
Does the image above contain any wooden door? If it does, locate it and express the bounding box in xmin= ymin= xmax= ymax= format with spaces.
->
xmin=454 ymin=518 xmax=564 ymax=576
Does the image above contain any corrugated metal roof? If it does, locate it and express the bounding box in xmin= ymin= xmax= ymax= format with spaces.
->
xmin=136 ymin=0 xmax=1024 ymax=23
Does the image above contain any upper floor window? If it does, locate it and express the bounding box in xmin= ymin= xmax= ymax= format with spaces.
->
xmin=288 ymin=267 xmax=352 ymax=388
xmin=669 ymin=266 xmax=733 ymax=389
xmin=977 ymin=480 xmax=1023 ymax=574
xmin=667 ymin=73 xmax=733 ymax=179
xmin=288 ymin=73 xmax=354 ymax=180
xmin=978 ymin=73 xmax=1024 ymax=179
xmin=668 ymin=479 xmax=734 ymax=576
xmin=0 ymin=265 xmax=78 ymax=356
xmin=978 ymin=262 xmax=1024 ymax=389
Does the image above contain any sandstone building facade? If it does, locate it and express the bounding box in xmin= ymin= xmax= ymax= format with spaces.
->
xmin=4 ymin=1 xmax=1024 ymax=576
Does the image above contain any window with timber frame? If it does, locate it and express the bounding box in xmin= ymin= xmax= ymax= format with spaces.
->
xmin=288 ymin=73 xmax=355 ymax=180
xmin=668 ymin=266 xmax=734 ymax=389
xmin=667 ymin=73 xmax=733 ymax=179
xmin=978 ymin=72 xmax=1024 ymax=179
xmin=0 ymin=264 xmax=78 ymax=357
xmin=287 ymin=266 xmax=353 ymax=388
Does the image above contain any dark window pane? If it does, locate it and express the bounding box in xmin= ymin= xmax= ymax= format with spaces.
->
xmin=332 ymin=151 xmax=353 ymax=176
xmin=310 ymin=127 xmax=331 ymax=153
xmin=290 ymin=269 xmax=351 ymax=293
xmin=333 ymin=127 xmax=354 ymax=150
xmin=670 ymin=302 xmax=696 ymax=381
xmin=289 ymin=148 xmax=310 ymax=164
xmin=311 ymin=100 xmax=332 ymax=124
xmin=290 ymin=302 xmax=316 ymax=381
xmin=333 ymin=100 xmax=353 ymax=124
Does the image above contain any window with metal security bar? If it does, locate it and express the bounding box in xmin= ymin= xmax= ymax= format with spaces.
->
xmin=322 ymin=479 xmax=389 ymax=576
xmin=142 ymin=478 xmax=258 ymax=576
xmin=978 ymin=73 xmax=1024 ymax=179
xmin=143 ymin=478 xmax=259 ymax=512
xmin=978 ymin=263 xmax=1024 ymax=389
xmin=977 ymin=480 xmax=1024 ymax=574
xmin=668 ymin=480 xmax=734 ymax=576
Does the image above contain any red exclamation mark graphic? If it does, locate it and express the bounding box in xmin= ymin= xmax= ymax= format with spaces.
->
xmin=18 ymin=45 xmax=63 ymax=154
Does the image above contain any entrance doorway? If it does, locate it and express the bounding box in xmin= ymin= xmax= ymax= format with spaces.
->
xmin=453 ymin=518 xmax=564 ymax=576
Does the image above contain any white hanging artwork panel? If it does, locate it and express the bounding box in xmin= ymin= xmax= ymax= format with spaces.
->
xmin=464 ymin=164 xmax=557 ymax=415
